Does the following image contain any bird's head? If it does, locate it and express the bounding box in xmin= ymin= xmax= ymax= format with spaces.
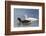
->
xmin=17 ymin=18 xmax=21 ymax=22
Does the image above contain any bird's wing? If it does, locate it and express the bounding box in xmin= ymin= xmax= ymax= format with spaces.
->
xmin=25 ymin=18 xmax=38 ymax=21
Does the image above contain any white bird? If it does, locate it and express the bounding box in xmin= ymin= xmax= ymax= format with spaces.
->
xmin=24 ymin=14 xmax=38 ymax=22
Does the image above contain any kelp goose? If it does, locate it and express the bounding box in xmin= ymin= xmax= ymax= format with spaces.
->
xmin=24 ymin=15 xmax=38 ymax=22
xmin=17 ymin=18 xmax=30 ymax=23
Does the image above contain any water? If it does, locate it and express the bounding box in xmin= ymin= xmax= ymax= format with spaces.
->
xmin=14 ymin=20 xmax=39 ymax=27
xmin=14 ymin=8 xmax=39 ymax=27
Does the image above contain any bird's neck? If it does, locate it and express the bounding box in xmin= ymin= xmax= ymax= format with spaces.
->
xmin=25 ymin=15 xmax=28 ymax=19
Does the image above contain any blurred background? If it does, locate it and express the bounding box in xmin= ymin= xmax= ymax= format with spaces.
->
xmin=14 ymin=8 xmax=39 ymax=27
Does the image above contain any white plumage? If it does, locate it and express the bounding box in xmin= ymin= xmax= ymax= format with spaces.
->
xmin=24 ymin=14 xmax=38 ymax=22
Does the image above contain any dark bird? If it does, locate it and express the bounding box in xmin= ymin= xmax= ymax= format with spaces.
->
xmin=17 ymin=18 xmax=30 ymax=23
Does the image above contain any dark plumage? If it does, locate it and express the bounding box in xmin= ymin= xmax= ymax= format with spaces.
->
xmin=17 ymin=18 xmax=30 ymax=23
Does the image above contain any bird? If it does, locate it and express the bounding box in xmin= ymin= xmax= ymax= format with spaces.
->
xmin=17 ymin=18 xmax=30 ymax=23
xmin=24 ymin=14 xmax=38 ymax=22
